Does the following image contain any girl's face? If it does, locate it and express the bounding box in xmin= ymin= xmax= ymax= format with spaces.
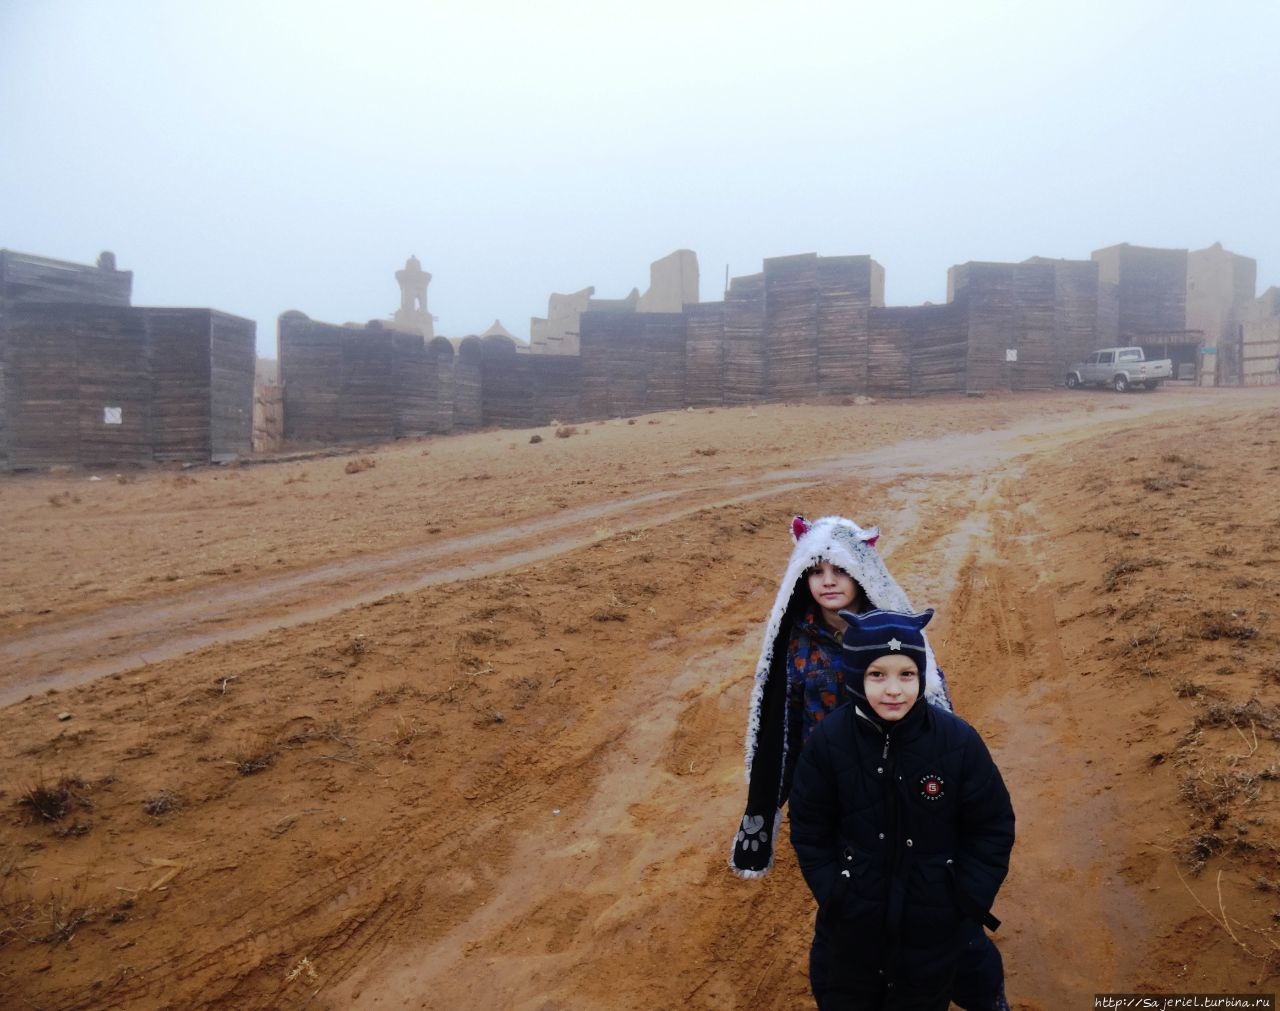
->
xmin=863 ymin=654 xmax=921 ymax=721
xmin=807 ymin=563 xmax=860 ymax=622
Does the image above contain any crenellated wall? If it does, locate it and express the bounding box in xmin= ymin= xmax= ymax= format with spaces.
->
xmin=273 ymin=241 xmax=1277 ymax=447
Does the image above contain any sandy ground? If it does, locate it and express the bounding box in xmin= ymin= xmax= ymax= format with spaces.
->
xmin=1 ymin=385 xmax=1278 ymax=1010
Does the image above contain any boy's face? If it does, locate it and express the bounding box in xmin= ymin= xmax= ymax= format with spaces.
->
xmin=806 ymin=562 xmax=859 ymax=618
xmin=863 ymin=654 xmax=920 ymax=721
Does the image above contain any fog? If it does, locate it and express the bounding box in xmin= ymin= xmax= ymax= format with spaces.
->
xmin=2 ymin=0 xmax=1277 ymax=358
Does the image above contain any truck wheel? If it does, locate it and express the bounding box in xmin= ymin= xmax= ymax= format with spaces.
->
xmin=1065 ymin=374 xmax=1080 ymax=389
xmin=1113 ymin=375 xmax=1129 ymax=393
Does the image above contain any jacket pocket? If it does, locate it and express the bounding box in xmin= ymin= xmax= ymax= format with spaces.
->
xmin=818 ymin=847 xmax=875 ymax=925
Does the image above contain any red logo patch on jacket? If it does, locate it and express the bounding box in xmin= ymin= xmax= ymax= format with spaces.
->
xmin=919 ymin=774 xmax=945 ymax=801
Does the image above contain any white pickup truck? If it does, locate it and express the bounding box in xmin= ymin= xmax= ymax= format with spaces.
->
xmin=1065 ymin=346 xmax=1174 ymax=392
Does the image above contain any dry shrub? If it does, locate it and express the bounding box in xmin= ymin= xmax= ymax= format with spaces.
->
xmin=344 ymin=457 xmax=376 ymax=474
xmin=1102 ymin=558 xmax=1154 ymax=592
xmin=53 ymin=820 xmax=91 ymax=839
xmin=1174 ymin=831 xmax=1225 ymax=874
xmin=555 ymin=426 xmax=577 ymax=439
xmin=16 ymin=775 xmax=90 ymax=823
xmin=1195 ymin=698 xmax=1280 ymax=731
xmin=1192 ymin=611 xmax=1259 ymax=642
xmin=142 ymin=790 xmax=181 ymax=817
xmin=233 ymin=737 xmax=278 ymax=776
xmin=29 ymin=893 xmax=93 ymax=944
xmin=529 ymin=434 xmax=543 ymax=444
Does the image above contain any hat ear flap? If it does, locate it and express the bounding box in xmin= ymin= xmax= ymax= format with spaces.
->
xmin=914 ymin=608 xmax=935 ymax=630
xmin=862 ymin=525 xmax=880 ymax=548
xmin=791 ymin=516 xmax=810 ymax=543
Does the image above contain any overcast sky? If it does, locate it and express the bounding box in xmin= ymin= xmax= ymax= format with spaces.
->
xmin=3 ymin=0 xmax=1277 ymax=358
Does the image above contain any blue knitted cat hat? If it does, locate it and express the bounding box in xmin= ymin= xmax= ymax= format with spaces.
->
xmin=839 ymin=607 xmax=934 ymax=687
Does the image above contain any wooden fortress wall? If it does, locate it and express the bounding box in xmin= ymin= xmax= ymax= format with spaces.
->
xmin=0 ymin=304 xmax=253 ymax=469
xmin=274 ymin=246 xmax=1278 ymax=449
xmin=1093 ymin=244 xmax=1189 ymax=339
xmin=279 ymin=314 xmax=454 ymax=445
xmin=0 ymin=250 xmax=133 ymax=308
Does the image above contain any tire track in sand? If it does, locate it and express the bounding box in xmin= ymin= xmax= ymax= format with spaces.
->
xmin=0 ymin=400 xmax=1191 ymax=708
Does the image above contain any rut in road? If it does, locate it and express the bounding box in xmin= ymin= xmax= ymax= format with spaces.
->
xmin=0 ymin=397 xmax=1188 ymax=707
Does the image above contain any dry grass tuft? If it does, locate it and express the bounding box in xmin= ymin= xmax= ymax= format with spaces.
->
xmin=1102 ymin=558 xmax=1155 ymax=592
xmin=1192 ymin=611 xmax=1259 ymax=642
xmin=16 ymin=775 xmax=90 ymax=824
xmin=555 ymin=426 xmax=577 ymax=439
xmin=344 ymin=457 xmax=377 ymax=475
xmin=142 ymin=790 xmax=182 ymax=817
xmin=232 ymin=737 xmax=278 ymax=776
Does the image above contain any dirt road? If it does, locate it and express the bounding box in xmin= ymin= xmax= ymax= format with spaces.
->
xmin=1 ymin=387 xmax=1277 ymax=1009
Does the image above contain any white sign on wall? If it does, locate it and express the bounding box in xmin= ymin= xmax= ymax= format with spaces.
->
xmin=1005 ymin=349 xmax=1018 ymax=362
xmin=103 ymin=407 xmax=123 ymax=425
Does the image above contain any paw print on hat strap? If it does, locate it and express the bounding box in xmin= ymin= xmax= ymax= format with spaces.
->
xmin=736 ymin=813 xmax=769 ymax=852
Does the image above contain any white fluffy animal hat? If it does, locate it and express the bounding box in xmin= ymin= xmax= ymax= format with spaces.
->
xmin=729 ymin=515 xmax=950 ymax=878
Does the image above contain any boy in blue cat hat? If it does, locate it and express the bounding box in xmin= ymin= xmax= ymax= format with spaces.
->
xmin=788 ymin=607 xmax=1015 ymax=1010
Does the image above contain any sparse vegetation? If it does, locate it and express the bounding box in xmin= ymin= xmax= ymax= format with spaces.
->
xmin=232 ymin=737 xmax=278 ymax=776
xmin=16 ymin=775 xmax=90 ymax=824
xmin=143 ymin=790 xmax=182 ymax=816
xmin=1192 ymin=611 xmax=1259 ymax=642
xmin=344 ymin=456 xmax=377 ymax=474
xmin=1102 ymin=558 xmax=1154 ymax=592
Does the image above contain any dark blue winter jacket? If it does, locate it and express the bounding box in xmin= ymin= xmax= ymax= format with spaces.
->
xmin=788 ymin=697 xmax=1014 ymax=996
